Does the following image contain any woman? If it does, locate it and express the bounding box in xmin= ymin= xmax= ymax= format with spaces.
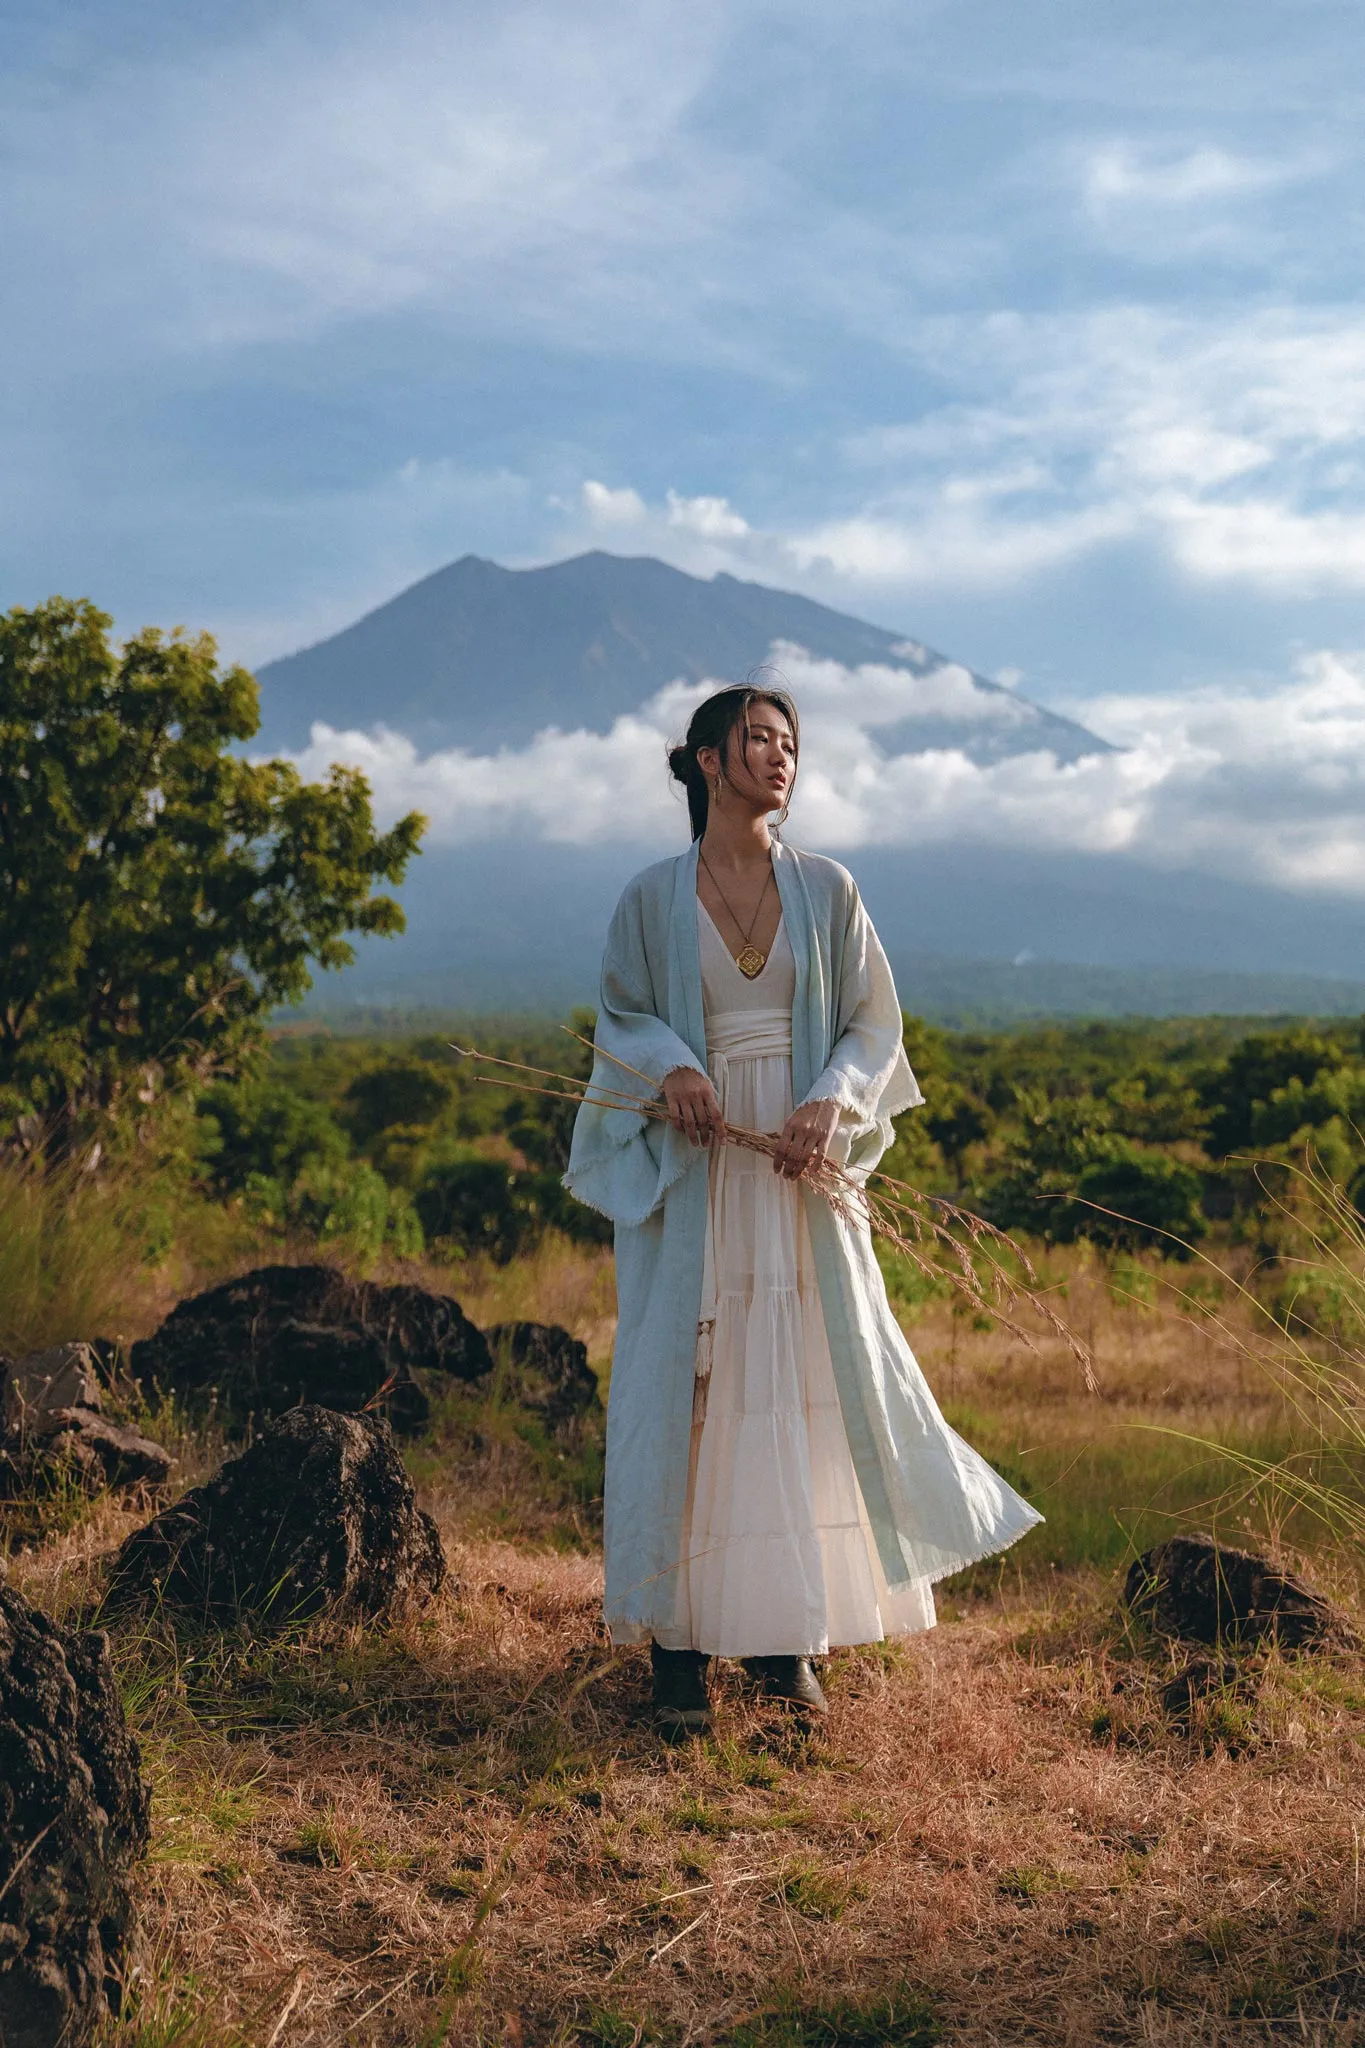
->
xmin=565 ymin=685 xmax=1040 ymax=1736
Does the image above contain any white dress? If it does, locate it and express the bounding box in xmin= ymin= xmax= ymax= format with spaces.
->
xmin=654 ymin=901 xmax=936 ymax=1658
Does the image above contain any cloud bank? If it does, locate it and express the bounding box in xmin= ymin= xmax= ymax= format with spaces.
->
xmin=289 ymin=642 xmax=1365 ymax=898
xmin=554 ymin=292 xmax=1365 ymax=601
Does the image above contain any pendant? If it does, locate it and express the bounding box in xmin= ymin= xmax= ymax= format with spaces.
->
xmin=736 ymin=945 xmax=767 ymax=979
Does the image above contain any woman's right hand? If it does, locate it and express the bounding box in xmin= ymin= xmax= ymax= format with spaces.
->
xmin=662 ymin=1066 xmax=727 ymax=1147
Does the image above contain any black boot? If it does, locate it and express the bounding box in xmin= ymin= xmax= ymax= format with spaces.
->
xmin=741 ymin=1655 xmax=828 ymax=1715
xmin=651 ymin=1642 xmax=713 ymax=1737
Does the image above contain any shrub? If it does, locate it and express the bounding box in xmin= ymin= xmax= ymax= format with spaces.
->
xmin=1201 ymin=1030 xmax=1346 ymax=1157
xmin=1072 ymin=1152 xmax=1207 ymax=1255
xmin=0 ymin=1150 xmax=250 ymax=1353
xmin=415 ymin=1157 xmax=608 ymax=1263
xmin=197 ymin=1078 xmax=350 ymax=1193
xmin=416 ymin=1158 xmax=545 ymax=1263
xmin=239 ymin=1160 xmax=421 ymax=1263
xmin=342 ymin=1056 xmax=454 ymax=1145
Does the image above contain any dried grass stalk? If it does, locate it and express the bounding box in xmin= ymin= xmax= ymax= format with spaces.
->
xmin=450 ymin=1034 xmax=1093 ymax=1387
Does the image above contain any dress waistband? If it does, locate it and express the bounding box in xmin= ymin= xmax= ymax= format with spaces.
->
xmin=705 ymin=1007 xmax=793 ymax=1060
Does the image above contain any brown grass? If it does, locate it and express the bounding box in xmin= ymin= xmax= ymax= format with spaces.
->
xmin=15 ymin=1496 xmax=1365 ymax=2047
xmin=9 ymin=1239 xmax=1365 ymax=2044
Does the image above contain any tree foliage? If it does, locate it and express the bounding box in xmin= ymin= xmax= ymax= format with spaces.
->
xmin=0 ymin=597 xmax=424 ymax=1136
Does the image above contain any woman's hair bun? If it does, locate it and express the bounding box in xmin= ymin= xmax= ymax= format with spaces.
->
xmin=667 ymin=742 xmax=694 ymax=785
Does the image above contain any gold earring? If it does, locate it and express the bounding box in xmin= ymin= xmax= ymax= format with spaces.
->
xmin=711 ymin=777 xmax=722 ymax=806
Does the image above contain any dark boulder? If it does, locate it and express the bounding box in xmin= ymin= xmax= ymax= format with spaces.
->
xmin=0 ymin=1580 xmax=151 ymax=2048
xmin=129 ymin=1265 xmax=493 ymax=1433
xmin=1124 ymin=1533 xmax=1353 ymax=1648
xmin=484 ymin=1322 xmax=599 ymax=1428
xmin=110 ymin=1405 xmax=446 ymax=1623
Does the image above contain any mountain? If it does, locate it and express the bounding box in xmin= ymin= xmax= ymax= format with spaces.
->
xmin=250 ymin=550 xmax=1365 ymax=1017
xmin=255 ymin=550 xmax=1111 ymax=765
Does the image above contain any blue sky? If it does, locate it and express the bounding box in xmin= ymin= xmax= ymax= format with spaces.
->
xmin=5 ymin=0 xmax=1365 ymax=730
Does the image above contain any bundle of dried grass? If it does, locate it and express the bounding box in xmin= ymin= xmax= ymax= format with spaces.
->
xmin=451 ymin=1030 xmax=1093 ymax=1388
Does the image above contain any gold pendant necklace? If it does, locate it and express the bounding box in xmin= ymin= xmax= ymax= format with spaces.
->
xmin=699 ymin=849 xmax=775 ymax=978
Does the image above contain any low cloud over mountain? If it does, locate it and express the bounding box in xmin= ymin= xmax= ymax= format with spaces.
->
xmin=257 ymin=550 xmax=1365 ymax=1003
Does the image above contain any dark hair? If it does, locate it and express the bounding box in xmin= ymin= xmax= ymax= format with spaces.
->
xmin=667 ymin=677 xmax=800 ymax=840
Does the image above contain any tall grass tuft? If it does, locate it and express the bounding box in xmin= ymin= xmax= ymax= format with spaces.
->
xmin=0 ymin=1154 xmax=155 ymax=1354
xmin=1125 ymin=1150 xmax=1365 ymax=1565
xmin=0 ymin=1152 xmax=255 ymax=1357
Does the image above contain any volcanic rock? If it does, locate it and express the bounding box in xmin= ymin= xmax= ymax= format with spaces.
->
xmin=0 ymin=1579 xmax=151 ymax=2047
xmin=1124 ymin=1533 xmax=1353 ymax=1648
xmin=485 ymin=1321 xmax=600 ymax=1428
xmin=110 ymin=1405 xmax=446 ymax=1622
xmin=1159 ymin=1657 xmax=1241 ymax=1717
xmin=1 ymin=1343 xmax=104 ymax=1434
xmin=32 ymin=1412 xmax=171 ymax=1492
xmin=129 ymin=1265 xmax=493 ymax=1433
xmin=0 ymin=1343 xmax=171 ymax=1500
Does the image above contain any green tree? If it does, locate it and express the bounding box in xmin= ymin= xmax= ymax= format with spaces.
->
xmin=983 ymin=1092 xmax=1206 ymax=1253
xmin=0 ymin=598 xmax=424 ymax=1136
xmin=197 ymin=1077 xmax=351 ymax=1192
xmin=1199 ymin=1029 xmax=1345 ymax=1157
xmin=1070 ymin=1152 xmax=1207 ymax=1256
xmin=342 ymin=1055 xmax=454 ymax=1146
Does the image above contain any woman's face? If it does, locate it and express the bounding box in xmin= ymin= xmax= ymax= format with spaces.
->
xmin=700 ymin=700 xmax=797 ymax=814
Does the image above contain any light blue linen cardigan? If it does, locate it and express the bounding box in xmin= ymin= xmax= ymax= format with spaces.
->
xmin=565 ymin=838 xmax=1041 ymax=1640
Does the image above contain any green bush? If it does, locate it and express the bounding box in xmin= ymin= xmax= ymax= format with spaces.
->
xmin=985 ymin=1097 xmax=1206 ymax=1255
xmin=415 ymin=1156 xmax=608 ymax=1263
xmin=342 ymin=1055 xmax=454 ymax=1145
xmin=1200 ymin=1029 xmax=1347 ymax=1157
xmin=1248 ymin=1069 xmax=1365 ymax=1152
xmin=197 ymin=1078 xmax=349 ymax=1193
xmin=1071 ymin=1152 xmax=1206 ymax=1255
xmin=416 ymin=1158 xmax=545 ymax=1262
xmin=290 ymin=1161 xmax=424 ymax=1261
xmin=240 ymin=1160 xmax=421 ymax=1262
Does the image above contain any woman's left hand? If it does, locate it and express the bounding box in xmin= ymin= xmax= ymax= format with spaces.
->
xmin=771 ymin=1098 xmax=841 ymax=1180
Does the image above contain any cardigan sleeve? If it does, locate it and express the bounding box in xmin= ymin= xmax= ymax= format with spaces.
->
xmin=799 ymin=878 xmax=922 ymax=1157
xmin=563 ymin=877 xmax=706 ymax=1225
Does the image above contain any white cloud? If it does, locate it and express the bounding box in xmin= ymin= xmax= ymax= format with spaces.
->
xmin=666 ymin=490 xmax=751 ymax=541
xmin=1084 ymin=143 xmax=1296 ymax=212
xmin=291 ymin=713 xmax=683 ymax=847
xmin=563 ymin=463 xmax=1136 ymax=591
xmin=1159 ymin=495 xmax=1365 ymax=583
xmin=288 ymin=642 xmax=1365 ymax=900
xmin=761 ymin=646 xmax=1027 ymax=728
xmin=786 ymin=501 xmax=1134 ymax=587
xmin=580 ymin=481 xmax=650 ymax=527
xmin=886 ymin=307 xmax=1365 ymax=592
xmin=564 ymin=306 xmax=1365 ymax=600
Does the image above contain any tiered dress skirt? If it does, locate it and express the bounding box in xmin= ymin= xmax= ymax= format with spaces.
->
xmin=653 ymin=910 xmax=935 ymax=1658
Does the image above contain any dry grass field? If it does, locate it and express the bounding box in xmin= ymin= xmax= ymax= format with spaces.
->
xmin=9 ymin=1233 xmax=1365 ymax=2046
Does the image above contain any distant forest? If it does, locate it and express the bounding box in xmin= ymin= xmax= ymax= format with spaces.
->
xmin=210 ymin=1011 xmax=1365 ymax=1309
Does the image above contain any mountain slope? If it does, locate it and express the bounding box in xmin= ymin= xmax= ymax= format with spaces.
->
xmin=302 ymin=837 xmax=1365 ymax=1017
xmin=255 ymin=550 xmax=1111 ymax=763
